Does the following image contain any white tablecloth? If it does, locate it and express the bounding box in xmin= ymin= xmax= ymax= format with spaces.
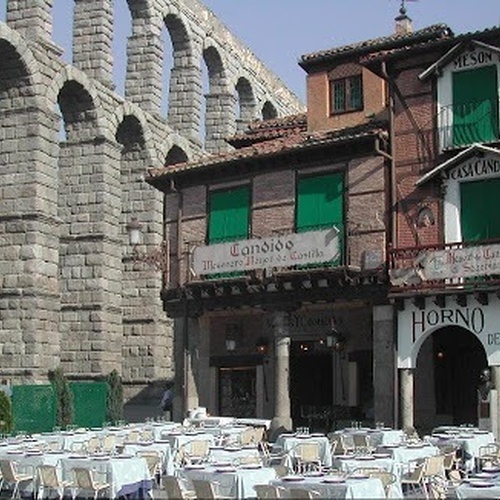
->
xmin=179 ymin=464 xmax=277 ymax=498
xmin=273 ymin=434 xmax=332 ymax=467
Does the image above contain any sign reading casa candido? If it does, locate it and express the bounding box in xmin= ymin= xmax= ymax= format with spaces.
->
xmin=192 ymin=227 xmax=339 ymax=276
xmin=419 ymin=243 xmax=500 ymax=280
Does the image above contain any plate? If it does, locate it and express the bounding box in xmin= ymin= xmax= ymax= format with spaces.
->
xmin=356 ymin=456 xmax=375 ymax=461
xmin=117 ymin=454 xmax=134 ymax=459
xmin=474 ymin=430 xmax=489 ymax=435
xmin=68 ymin=455 xmax=86 ymax=459
xmin=470 ymin=481 xmax=494 ymax=488
xmin=184 ymin=464 xmax=205 ymax=470
xmin=482 ymin=466 xmax=500 ymax=473
xmin=472 ymin=472 xmax=496 ymax=479
xmin=240 ymin=464 xmax=261 ymax=470
xmin=373 ymin=453 xmax=391 ymax=459
xmin=92 ymin=456 xmax=110 ymax=461
xmin=304 ymin=471 xmax=323 ymax=477
xmin=349 ymin=474 xmax=369 ymax=480
xmin=322 ymin=477 xmax=345 ymax=484
xmin=282 ymin=476 xmax=304 ymax=482
xmin=296 ymin=435 xmax=310 ymax=439
xmin=224 ymin=447 xmax=242 ymax=452
xmin=311 ymin=433 xmax=324 ymax=437
xmin=215 ymin=466 xmax=236 ymax=473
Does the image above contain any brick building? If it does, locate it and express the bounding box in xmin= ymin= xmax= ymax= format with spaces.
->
xmin=146 ymin=14 xmax=459 ymax=430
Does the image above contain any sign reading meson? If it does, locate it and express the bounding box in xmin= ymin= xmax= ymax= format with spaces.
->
xmin=192 ymin=228 xmax=339 ymax=275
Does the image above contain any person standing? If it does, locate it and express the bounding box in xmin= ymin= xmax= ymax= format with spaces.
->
xmin=161 ymin=383 xmax=174 ymax=421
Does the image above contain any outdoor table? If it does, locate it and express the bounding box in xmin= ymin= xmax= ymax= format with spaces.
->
xmin=123 ymin=440 xmax=174 ymax=474
xmin=455 ymin=471 xmax=500 ymax=498
xmin=376 ymin=442 xmax=440 ymax=466
xmin=202 ymin=425 xmax=252 ymax=445
xmin=430 ymin=429 xmax=495 ymax=471
xmin=271 ymin=473 xmax=403 ymax=499
xmin=333 ymin=453 xmax=397 ymax=476
xmin=60 ymin=454 xmax=151 ymax=498
xmin=178 ymin=463 xmax=277 ymax=499
xmin=334 ymin=427 xmax=405 ymax=448
xmin=208 ymin=445 xmax=261 ymax=466
xmin=161 ymin=431 xmax=215 ymax=454
xmin=273 ymin=433 xmax=332 ymax=467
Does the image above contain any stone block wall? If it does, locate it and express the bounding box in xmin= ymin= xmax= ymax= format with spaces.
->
xmin=0 ymin=0 xmax=303 ymax=404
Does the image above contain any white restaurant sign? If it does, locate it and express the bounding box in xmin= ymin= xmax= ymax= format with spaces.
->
xmin=192 ymin=227 xmax=339 ymax=276
xmin=420 ymin=243 xmax=500 ymax=281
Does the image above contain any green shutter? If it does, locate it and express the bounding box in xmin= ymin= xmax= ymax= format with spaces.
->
xmin=349 ymin=76 xmax=363 ymax=110
xmin=452 ymin=66 xmax=499 ymax=147
xmin=208 ymin=187 xmax=250 ymax=244
xmin=333 ymin=80 xmax=346 ymax=113
xmin=296 ymin=173 xmax=344 ymax=265
xmin=460 ymin=178 xmax=500 ymax=241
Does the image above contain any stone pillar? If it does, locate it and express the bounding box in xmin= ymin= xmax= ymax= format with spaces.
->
xmin=168 ymin=65 xmax=203 ymax=143
xmin=373 ymin=305 xmax=395 ymax=426
xmin=125 ymin=17 xmax=163 ymax=114
xmin=6 ymin=0 xmax=53 ymax=41
xmin=73 ymin=0 xmax=114 ymax=87
xmin=400 ymin=368 xmax=415 ymax=430
xmin=197 ymin=316 xmax=211 ymax=411
xmin=204 ymin=92 xmax=236 ymax=153
xmin=491 ymin=366 xmax=500 ymax=440
xmin=271 ymin=311 xmax=293 ymax=432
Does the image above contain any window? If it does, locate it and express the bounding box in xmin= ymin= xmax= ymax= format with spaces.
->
xmin=208 ymin=186 xmax=250 ymax=244
xmin=452 ymin=66 xmax=499 ymax=147
xmin=330 ymin=75 xmax=363 ymax=114
xmin=207 ymin=186 xmax=250 ymax=278
xmin=460 ymin=177 xmax=500 ymax=241
xmin=296 ymin=172 xmax=344 ymax=265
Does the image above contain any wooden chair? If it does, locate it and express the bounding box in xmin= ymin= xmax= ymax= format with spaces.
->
xmin=191 ymin=479 xmax=231 ymax=499
xmin=352 ymin=434 xmax=373 ymax=454
xmin=126 ymin=430 xmax=140 ymax=443
xmin=86 ymin=436 xmax=101 ymax=454
xmin=72 ymin=467 xmax=109 ymax=500
xmin=401 ymin=461 xmax=427 ymax=499
xmin=162 ymin=475 xmax=196 ymax=500
xmin=254 ymin=484 xmax=283 ymax=499
xmin=0 ymin=459 xmax=34 ymax=499
xmin=240 ymin=427 xmax=256 ymax=446
xmin=36 ymin=464 xmax=75 ymax=500
xmin=186 ymin=439 xmax=210 ymax=464
xmin=140 ymin=429 xmax=155 ymax=442
xmin=295 ymin=442 xmax=321 ymax=474
xmin=328 ymin=434 xmax=350 ymax=455
xmin=137 ymin=451 xmax=163 ymax=489
xmin=101 ymin=434 xmax=116 ymax=454
xmin=478 ymin=443 xmax=500 ymax=468
xmin=288 ymin=488 xmax=320 ymax=499
xmin=367 ymin=470 xmax=397 ymax=498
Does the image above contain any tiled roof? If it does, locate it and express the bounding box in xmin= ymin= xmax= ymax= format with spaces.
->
xmin=147 ymin=120 xmax=387 ymax=182
xmin=361 ymin=25 xmax=500 ymax=64
xmin=299 ymin=24 xmax=452 ymax=69
xmin=228 ymin=113 xmax=307 ymax=146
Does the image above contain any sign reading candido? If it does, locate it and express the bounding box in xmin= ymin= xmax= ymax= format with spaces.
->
xmin=192 ymin=227 xmax=339 ymax=276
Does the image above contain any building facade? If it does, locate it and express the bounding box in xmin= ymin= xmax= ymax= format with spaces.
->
xmin=0 ymin=0 xmax=302 ymax=417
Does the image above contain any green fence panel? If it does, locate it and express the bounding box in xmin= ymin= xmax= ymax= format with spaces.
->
xmin=12 ymin=385 xmax=56 ymax=434
xmin=70 ymin=382 xmax=108 ymax=428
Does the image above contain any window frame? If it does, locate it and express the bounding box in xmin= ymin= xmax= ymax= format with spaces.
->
xmin=329 ymin=74 xmax=364 ymax=115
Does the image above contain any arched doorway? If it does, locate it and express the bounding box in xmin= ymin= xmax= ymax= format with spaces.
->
xmin=415 ymin=326 xmax=487 ymax=429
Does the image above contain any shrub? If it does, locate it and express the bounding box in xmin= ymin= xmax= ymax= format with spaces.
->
xmin=106 ymin=370 xmax=123 ymax=425
xmin=49 ymin=367 xmax=73 ymax=428
xmin=0 ymin=390 xmax=13 ymax=434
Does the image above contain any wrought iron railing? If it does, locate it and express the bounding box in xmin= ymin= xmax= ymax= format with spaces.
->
xmin=439 ymin=99 xmax=499 ymax=150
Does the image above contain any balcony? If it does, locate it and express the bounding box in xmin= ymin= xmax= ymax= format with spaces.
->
xmin=439 ymin=99 xmax=499 ymax=150
xmin=389 ymin=238 xmax=500 ymax=294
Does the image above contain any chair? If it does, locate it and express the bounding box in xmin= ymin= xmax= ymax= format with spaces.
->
xmin=138 ymin=451 xmax=163 ymax=487
xmin=253 ymin=427 xmax=266 ymax=444
xmin=328 ymin=434 xmax=350 ymax=455
xmin=0 ymin=459 xmax=34 ymax=499
xmin=101 ymin=434 xmax=116 ymax=454
xmin=478 ymin=443 xmax=500 ymax=468
xmin=162 ymin=476 xmax=196 ymax=500
xmin=424 ymin=455 xmax=445 ymax=481
xmin=367 ymin=470 xmax=397 ymax=498
xmin=186 ymin=439 xmax=210 ymax=464
xmin=72 ymin=467 xmax=109 ymax=500
xmin=254 ymin=484 xmax=283 ymax=499
xmin=141 ymin=429 xmax=155 ymax=442
xmin=352 ymin=433 xmax=373 ymax=454
xmin=288 ymin=488 xmax=320 ymax=499
xmin=126 ymin=430 xmax=140 ymax=443
xmin=295 ymin=442 xmax=321 ymax=474
xmin=191 ymin=479 xmax=231 ymax=500
xmin=240 ymin=427 xmax=255 ymax=445
xmin=37 ymin=464 xmax=75 ymax=500
xmin=401 ymin=461 xmax=427 ymax=499
xmin=86 ymin=436 xmax=101 ymax=454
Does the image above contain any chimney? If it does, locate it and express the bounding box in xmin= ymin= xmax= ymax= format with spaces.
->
xmin=395 ymin=3 xmax=413 ymax=35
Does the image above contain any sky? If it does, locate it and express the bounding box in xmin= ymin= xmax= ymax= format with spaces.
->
xmin=0 ymin=0 xmax=499 ymax=103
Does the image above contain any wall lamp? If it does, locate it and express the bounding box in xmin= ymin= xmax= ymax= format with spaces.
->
xmin=256 ymin=336 xmax=270 ymax=355
xmin=225 ymin=324 xmax=240 ymax=352
xmin=326 ymin=318 xmax=346 ymax=351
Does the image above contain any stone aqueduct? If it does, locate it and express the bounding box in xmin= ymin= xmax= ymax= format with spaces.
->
xmin=0 ymin=0 xmax=302 ymax=404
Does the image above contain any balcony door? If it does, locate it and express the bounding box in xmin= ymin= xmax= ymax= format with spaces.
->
xmin=460 ymin=177 xmax=500 ymax=241
xmin=452 ymin=65 xmax=498 ymax=147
